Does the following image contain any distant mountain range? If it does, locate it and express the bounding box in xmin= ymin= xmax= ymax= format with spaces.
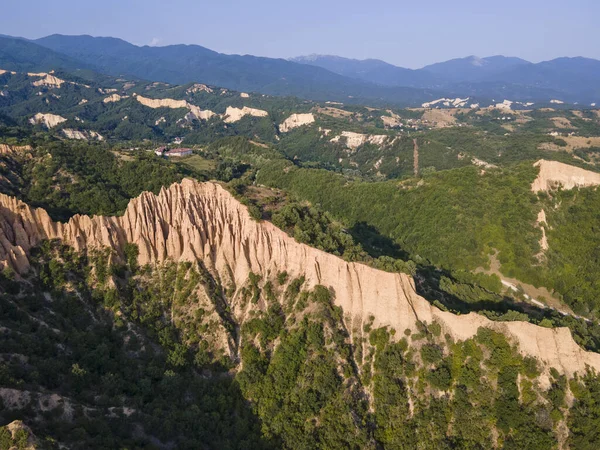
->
xmin=0 ymin=35 xmax=443 ymax=107
xmin=292 ymin=54 xmax=600 ymax=104
xmin=1 ymin=34 xmax=599 ymax=107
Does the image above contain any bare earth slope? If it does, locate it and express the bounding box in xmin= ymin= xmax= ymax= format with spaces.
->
xmin=1 ymin=179 xmax=599 ymax=375
xmin=532 ymin=159 xmax=600 ymax=192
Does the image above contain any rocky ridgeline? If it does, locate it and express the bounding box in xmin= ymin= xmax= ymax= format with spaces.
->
xmin=0 ymin=179 xmax=599 ymax=377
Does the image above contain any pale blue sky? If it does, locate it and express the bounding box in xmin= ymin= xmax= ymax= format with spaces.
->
xmin=1 ymin=0 xmax=598 ymax=68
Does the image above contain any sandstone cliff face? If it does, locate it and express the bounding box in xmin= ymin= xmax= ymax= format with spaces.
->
xmin=23 ymin=71 xmax=90 ymax=89
xmin=31 ymin=74 xmax=66 ymax=88
xmin=103 ymin=93 xmax=127 ymax=103
xmin=62 ymin=129 xmax=104 ymax=141
xmin=532 ymin=159 xmax=600 ymax=192
xmin=0 ymin=144 xmax=32 ymax=155
xmin=134 ymin=94 xmax=215 ymax=121
xmin=279 ymin=113 xmax=315 ymax=132
xmin=0 ymin=180 xmax=599 ymax=376
xmin=223 ymin=106 xmax=268 ymax=123
xmin=28 ymin=113 xmax=67 ymax=129
xmin=330 ymin=131 xmax=388 ymax=149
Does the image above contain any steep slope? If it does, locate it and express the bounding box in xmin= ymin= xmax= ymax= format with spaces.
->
xmin=1 ymin=179 xmax=598 ymax=376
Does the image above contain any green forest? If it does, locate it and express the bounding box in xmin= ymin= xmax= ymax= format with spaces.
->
xmin=2 ymin=240 xmax=600 ymax=449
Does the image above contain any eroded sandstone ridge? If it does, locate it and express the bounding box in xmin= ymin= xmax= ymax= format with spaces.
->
xmin=134 ymin=94 xmax=215 ymax=120
xmin=28 ymin=113 xmax=67 ymax=129
xmin=1 ymin=180 xmax=599 ymax=375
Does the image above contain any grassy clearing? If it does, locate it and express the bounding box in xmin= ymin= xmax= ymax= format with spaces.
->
xmin=179 ymin=154 xmax=215 ymax=171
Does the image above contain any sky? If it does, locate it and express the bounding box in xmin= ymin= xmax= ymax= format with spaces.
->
xmin=1 ymin=0 xmax=598 ymax=68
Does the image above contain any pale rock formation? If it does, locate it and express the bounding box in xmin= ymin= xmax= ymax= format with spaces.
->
xmin=134 ymin=94 xmax=215 ymax=120
xmin=471 ymin=157 xmax=497 ymax=169
xmin=494 ymin=100 xmax=513 ymax=111
xmin=537 ymin=209 xmax=549 ymax=251
xmin=32 ymin=74 xmax=65 ymax=88
xmin=98 ymin=88 xmax=118 ymax=94
xmin=532 ymin=160 xmax=600 ymax=192
xmin=381 ymin=111 xmax=402 ymax=128
xmin=279 ymin=113 xmax=315 ymax=132
xmin=223 ymin=106 xmax=269 ymax=123
xmin=422 ymin=97 xmax=469 ymax=108
xmin=135 ymin=95 xmax=189 ymax=110
xmin=330 ymin=131 xmax=387 ymax=149
xmin=186 ymin=83 xmax=213 ymax=94
xmin=155 ymin=116 xmax=166 ymax=125
xmin=368 ymin=135 xmax=387 ymax=146
xmin=4 ymin=420 xmax=38 ymax=449
xmin=103 ymin=93 xmax=127 ymax=103
xmin=240 ymin=92 xmax=250 ymax=98
xmin=78 ymin=99 xmax=88 ymax=105
xmin=27 ymin=71 xmax=89 ymax=89
xmin=62 ymin=129 xmax=104 ymax=141
xmin=0 ymin=144 xmax=32 ymax=155
xmin=29 ymin=113 xmax=67 ymax=129
xmin=1 ymin=180 xmax=598 ymax=376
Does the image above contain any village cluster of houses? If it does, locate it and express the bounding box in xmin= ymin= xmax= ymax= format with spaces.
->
xmin=154 ymin=146 xmax=193 ymax=157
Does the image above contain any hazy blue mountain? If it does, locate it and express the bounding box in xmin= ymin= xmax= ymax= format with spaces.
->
xmin=292 ymin=52 xmax=600 ymax=103
xmin=3 ymin=33 xmax=598 ymax=105
xmin=421 ymin=55 xmax=531 ymax=82
xmin=0 ymin=36 xmax=91 ymax=73
xmin=32 ymin=34 xmax=443 ymax=106
xmin=290 ymin=54 xmax=440 ymax=87
xmin=484 ymin=57 xmax=600 ymax=100
xmin=291 ymin=54 xmax=532 ymax=85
